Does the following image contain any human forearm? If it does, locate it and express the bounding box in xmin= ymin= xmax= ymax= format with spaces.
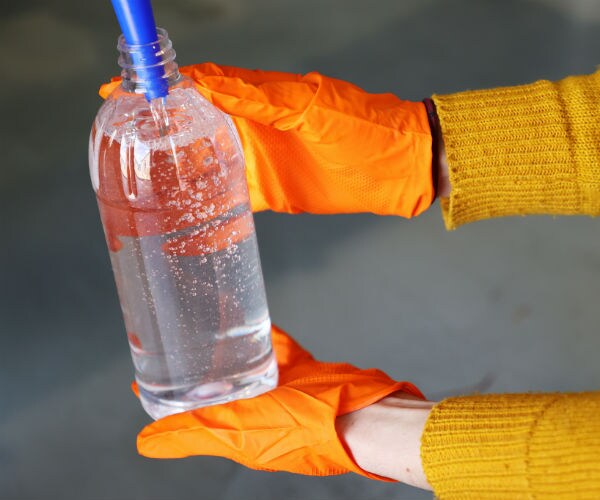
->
xmin=336 ymin=392 xmax=434 ymax=489
xmin=338 ymin=391 xmax=600 ymax=498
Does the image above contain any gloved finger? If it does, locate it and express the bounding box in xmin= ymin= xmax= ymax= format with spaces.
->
xmin=136 ymin=387 xmax=320 ymax=463
xmin=136 ymin=386 xmax=367 ymax=478
xmin=188 ymin=74 xmax=316 ymax=130
xmin=184 ymin=62 xmax=367 ymax=96
xmin=99 ymin=64 xmax=313 ymax=130
xmin=184 ymin=62 xmax=304 ymax=86
xmin=99 ymin=63 xmax=301 ymax=99
xmin=99 ymin=78 xmax=121 ymax=98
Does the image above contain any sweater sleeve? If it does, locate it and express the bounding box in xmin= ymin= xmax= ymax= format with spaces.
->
xmin=432 ymin=70 xmax=600 ymax=229
xmin=420 ymin=392 xmax=600 ymax=499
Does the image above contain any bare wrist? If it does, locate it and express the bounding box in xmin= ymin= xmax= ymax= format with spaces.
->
xmin=336 ymin=392 xmax=435 ymax=490
xmin=423 ymin=98 xmax=451 ymax=199
xmin=436 ymin=132 xmax=451 ymax=198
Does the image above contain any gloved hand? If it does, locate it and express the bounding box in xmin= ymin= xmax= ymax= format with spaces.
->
xmin=100 ymin=63 xmax=434 ymax=217
xmin=136 ymin=325 xmax=424 ymax=480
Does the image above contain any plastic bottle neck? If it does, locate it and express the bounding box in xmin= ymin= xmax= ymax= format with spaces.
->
xmin=117 ymin=28 xmax=181 ymax=98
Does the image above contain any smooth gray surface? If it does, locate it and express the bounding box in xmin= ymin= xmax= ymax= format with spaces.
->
xmin=1 ymin=1 xmax=599 ymax=499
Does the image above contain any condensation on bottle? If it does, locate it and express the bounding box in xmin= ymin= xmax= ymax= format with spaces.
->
xmin=88 ymin=29 xmax=277 ymax=420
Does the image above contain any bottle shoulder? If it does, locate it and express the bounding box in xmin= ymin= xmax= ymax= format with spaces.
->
xmin=93 ymin=77 xmax=231 ymax=147
xmin=89 ymin=75 xmax=245 ymax=199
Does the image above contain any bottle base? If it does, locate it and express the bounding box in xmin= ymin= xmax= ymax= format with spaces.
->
xmin=138 ymin=353 xmax=278 ymax=420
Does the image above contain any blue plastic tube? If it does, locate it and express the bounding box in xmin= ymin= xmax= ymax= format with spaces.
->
xmin=111 ymin=0 xmax=168 ymax=100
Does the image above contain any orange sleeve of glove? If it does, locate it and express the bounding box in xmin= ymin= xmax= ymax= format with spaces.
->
xmin=100 ymin=63 xmax=434 ymax=216
xmin=136 ymin=326 xmax=424 ymax=480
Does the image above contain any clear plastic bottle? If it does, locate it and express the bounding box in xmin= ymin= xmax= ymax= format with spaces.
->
xmin=89 ymin=29 xmax=277 ymax=420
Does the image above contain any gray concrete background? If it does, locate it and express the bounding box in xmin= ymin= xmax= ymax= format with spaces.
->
xmin=1 ymin=1 xmax=599 ymax=499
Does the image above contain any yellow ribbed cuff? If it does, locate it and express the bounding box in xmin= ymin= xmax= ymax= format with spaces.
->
xmin=421 ymin=392 xmax=600 ymax=499
xmin=433 ymin=70 xmax=600 ymax=229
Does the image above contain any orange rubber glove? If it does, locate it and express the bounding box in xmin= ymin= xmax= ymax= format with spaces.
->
xmin=137 ymin=325 xmax=424 ymax=480
xmin=100 ymin=63 xmax=434 ymax=217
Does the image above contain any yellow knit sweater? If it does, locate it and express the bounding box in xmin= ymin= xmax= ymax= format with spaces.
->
xmin=420 ymin=70 xmax=600 ymax=499
xmin=434 ymin=69 xmax=599 ymax=230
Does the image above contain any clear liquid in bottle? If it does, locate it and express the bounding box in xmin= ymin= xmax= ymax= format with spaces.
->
xmin=89 ymin=31 xmax=277 ymax=419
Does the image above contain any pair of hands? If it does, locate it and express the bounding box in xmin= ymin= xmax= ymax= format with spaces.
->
xmin=100 ymin=63 xmax=436 ymax=481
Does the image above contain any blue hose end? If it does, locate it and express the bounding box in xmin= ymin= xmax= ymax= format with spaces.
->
xmin=111 ymin=0 xmax=159 ymax=46
xmin=111 ymin=0 xmax=168 ymax=100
